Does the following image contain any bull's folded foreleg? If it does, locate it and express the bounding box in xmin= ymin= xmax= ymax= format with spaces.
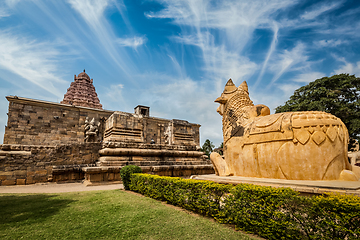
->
xmin=210 ymin=152 xmax=231 ymax=176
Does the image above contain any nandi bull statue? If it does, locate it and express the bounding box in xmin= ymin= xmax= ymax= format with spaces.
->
xmin=210 ymin=79 xmax=360 ymax=181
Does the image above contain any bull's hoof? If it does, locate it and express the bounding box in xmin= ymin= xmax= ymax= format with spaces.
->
xmin=339 ymin=170 xmax=359 ymax=181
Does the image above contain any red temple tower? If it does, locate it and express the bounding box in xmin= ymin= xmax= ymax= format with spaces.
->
xmin=61 ymin=70 xmax=103 ymax=109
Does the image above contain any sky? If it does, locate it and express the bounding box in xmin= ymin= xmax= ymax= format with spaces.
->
xmin=1 ymin=0 xmax=360 ymax=147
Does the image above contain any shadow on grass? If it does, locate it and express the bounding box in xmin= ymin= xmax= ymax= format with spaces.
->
xmin=0 ymin=194 xmax=75 ymax=225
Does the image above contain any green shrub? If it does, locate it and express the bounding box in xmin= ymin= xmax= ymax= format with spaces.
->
xmin=286 ymin=193 xmax=360 ymax=240
xmin=130 ymin=174 xmax=232 ymax=217
xmin=130 ymin=173 xmax=360 ymax=240
xmin=120 ymin=165 xmax=142 ymax=190
xmin=220 ymin=184 xmax=297 ymax=239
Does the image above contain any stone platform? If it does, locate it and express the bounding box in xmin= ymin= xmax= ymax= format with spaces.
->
xmin=82 ymin=165 xmax=213 ymax=186
xmin=76 ymin=142 xmax=214 ymax=185
xmin=191 ymin=174 xmax=360 ymax=196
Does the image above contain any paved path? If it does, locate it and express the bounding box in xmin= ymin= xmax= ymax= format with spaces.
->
xmin=0 ymin=182 xmax=123 ymax=193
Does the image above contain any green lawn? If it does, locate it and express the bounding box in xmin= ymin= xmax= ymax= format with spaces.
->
xmin=0 ymin=190 xmax=257 ymax=240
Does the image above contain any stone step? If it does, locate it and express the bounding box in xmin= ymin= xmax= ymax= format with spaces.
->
xmin=97 ymin=160 xmax=211 ymax=167
xmin=0 ymin=150 xmax=31 ymax=156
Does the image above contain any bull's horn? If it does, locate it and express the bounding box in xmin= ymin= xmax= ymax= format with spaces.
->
xmin=239 ymin=81 xmax=249 ymax=93
xmin=223 ymin=78 xmax=237 ymax=94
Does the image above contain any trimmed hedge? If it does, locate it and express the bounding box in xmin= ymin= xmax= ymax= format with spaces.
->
xmin=129 ymin=174 xmax=360 ymax=240
xmin=120 ymin=165 xmax=142 ymax=190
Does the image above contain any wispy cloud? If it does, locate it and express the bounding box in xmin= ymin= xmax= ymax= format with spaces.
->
xmin=146 ymin=0 xmax=295 ymax=29
xmin=0 ymin=30 xmax=67 ymax=97
xmin=0 ymin=9 xmax=10 ymax=18
xmin=268 ymin=43 xmax=309 ymax=88
xmin=101 ymin=83 xmax=129 ymax=111
xmin=133 ymin=74 xmax=223 ymax=143
xmin=278 ymin=83 xmax=301 ymax=98
xmin=315 ymin=39 xmax=347 ymax=48
xmin=300 ymin=1 xmax=343 ymax=20
xmin=292 ymin=72 xmax=325 ymax=83
xmin=116 ymin=36 xmax=147 ymax=49
xmin=173 ymin=32 xmax=257 ymax=84
xmin=254 ymin=22 xmax=279 ymax=89
xmin=166 ymin=54 xmax=186 ymax=78
xmin=5 ymin=0 xmax=21 ymax=8
xmin=67 ymin=0 xmax=111 ymax=26
xmin=148 ymin=0 xmax=298 ymax=92
xmin=0 ymin=0 xmax=14 ymax=18
xmin=318 ymin=22 xmax=360 ymax=37
xmin=67 ymin=0 xmax=136 ymax=77
xmin=333 ymin=61 xmax=360 ymax=76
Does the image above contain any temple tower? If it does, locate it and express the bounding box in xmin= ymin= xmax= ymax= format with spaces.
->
xmin=61 ymin=70 xmax=103 ymax=109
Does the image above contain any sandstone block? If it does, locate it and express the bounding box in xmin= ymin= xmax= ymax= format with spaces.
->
xmin=16 ymin=179 xmax=26 ymax=185
xmin=2 ymin=179 xmax=16 ymax=185
xmin=26 ymin=177 xmax=34 ymax=184
xmin=87 ymin=173 xmax=103 ymax=182
xmin=35 ymin=170 xmax=48 ymax=175
xmin=107 ymin=173 xmax=115 ymax=181
xmin=33 ymin=175 xmax=47 ymax=182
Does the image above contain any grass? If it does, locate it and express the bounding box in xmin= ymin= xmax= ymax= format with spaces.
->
xmin=0 ymin=190 xmax=257 ymax=240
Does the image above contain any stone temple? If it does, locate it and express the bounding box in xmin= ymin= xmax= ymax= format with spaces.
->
xmin=0 ymin=71 xmax=214 ymax=186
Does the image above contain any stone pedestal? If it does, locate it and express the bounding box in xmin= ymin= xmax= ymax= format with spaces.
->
xmin=192 ymin=174 xmax=360 ymax=196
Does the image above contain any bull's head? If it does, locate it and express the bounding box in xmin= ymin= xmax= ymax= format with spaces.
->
xmin=215 ymin=79 xmax=249 ymax=116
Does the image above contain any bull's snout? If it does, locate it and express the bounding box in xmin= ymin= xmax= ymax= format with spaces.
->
xmin=217 ymin=104 xmax=224 ymax=116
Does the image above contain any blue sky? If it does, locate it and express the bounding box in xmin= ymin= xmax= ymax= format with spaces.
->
xmin=1 ymin=0 xmax=360 ymax=147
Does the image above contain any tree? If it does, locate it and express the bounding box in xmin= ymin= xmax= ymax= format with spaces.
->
xmin=201 ymin=139 xmax=215 ymax=157
xmin=275 ymin=73 xmax=360 ymax=148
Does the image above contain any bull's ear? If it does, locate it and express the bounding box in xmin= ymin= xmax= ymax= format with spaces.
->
xmin=215 ymin=96 xmax=227 ymax=104
xmin=238 ymin=81 xmax=248 ymax=93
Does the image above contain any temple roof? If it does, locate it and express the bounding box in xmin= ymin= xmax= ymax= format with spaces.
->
xmin=77 ymin=71 xmax=90 ymax=80
xmin=60 ymin=70 xmax=103 ymax=109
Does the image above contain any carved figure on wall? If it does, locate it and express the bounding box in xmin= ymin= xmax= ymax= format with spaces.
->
xmin=84 ymin=117 xmax=100 ymax=142
xmin=164 ymin=122 xmax=172 ymax=145
xmin=211 ymin=79 xmax=360 ymax=181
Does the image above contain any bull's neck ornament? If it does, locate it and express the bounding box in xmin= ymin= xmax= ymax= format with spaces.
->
xmin=210 ymin=79 xmax=360 ymax=181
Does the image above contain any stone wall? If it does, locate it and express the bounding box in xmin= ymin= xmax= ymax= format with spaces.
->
xmin=3 ymin=96 xmax=114 ymax=145
xmin=172 ymin=119 xmax=200 ymax=146
xmin=0 ymin=143 xmax=101 ymax=185
xmin=3 ymin=96 xmax=200 ymax=147
xmin=104 ymin=111 xmax=200 ymax=146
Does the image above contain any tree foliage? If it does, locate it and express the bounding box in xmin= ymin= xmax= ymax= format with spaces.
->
xmin=217 ymin=142 xmax=224 ymax=155
xmin=201 ymin=139 xmax=215 ymax=157
xmin=275 ymin=74 xmax=360 ymax=148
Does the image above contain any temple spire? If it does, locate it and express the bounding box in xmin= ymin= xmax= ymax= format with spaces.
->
xmin=61 ymin=71 xmax=103 ymax=109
